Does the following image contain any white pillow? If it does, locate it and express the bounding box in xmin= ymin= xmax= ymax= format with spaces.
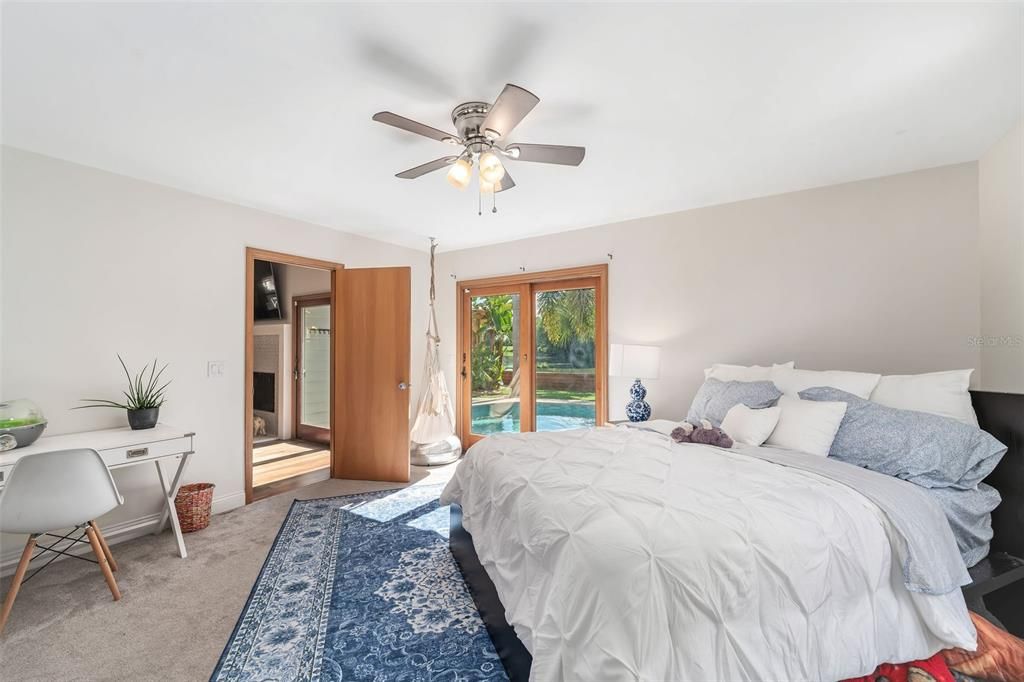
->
xmin=705 ymin=361 xmax=795 ymax=382
xmin=870 ymin=369 xmax=978 ymax=426
xmin=771 ymin=367 xmax=881 ymax=399
xmin=765 ymin=396 xmax=847 ymax=456
xmin=720 ymin=404 xmax=781 ymax=446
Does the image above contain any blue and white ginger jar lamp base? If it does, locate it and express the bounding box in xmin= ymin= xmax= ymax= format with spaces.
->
xmin=626 ymin=379 xmax=651 ymax=422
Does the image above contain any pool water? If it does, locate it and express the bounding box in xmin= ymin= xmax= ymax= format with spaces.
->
xmin=471 ymin=401 xmax=596 ymax=435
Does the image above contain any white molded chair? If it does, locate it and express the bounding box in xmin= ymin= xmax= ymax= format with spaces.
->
xmin=0 ymin=448 xmax=124 ymax=634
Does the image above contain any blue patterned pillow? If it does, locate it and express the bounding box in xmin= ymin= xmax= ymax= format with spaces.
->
xmin=686 ymin=379 xmax=782 ymax=427
xmin=799 ymin=386 xmax=1007 ymax=489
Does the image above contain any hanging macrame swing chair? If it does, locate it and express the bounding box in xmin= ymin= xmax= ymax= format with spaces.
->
xmin=410 ymin=240 xmax=462 ymax=466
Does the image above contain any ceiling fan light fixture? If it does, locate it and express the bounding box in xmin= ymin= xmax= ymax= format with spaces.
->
xmin=372 ymin=83 xmax=585 ymax=207
xmin=446 ymin=157 xmax=472 ymax=190
xmin=478 ymin=151 xmax=506 ymax=184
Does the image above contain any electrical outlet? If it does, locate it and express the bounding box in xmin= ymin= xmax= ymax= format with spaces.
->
xmin=207 ymin=361 xmax=225 ymax=378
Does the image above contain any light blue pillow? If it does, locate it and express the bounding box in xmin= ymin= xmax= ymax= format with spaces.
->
xmin=799 ymin=386 xmax=1007 ymax=490
xmin=686 ymin=378 xmax=782 ymax=427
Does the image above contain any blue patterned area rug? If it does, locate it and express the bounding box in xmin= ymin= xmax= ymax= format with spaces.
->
xmin=211 ymin=484 xmax=505 ymax=681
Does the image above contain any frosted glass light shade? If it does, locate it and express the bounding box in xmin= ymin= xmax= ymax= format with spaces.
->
xmin=609 ymin=344 xmax=661 ymax=379
xmin=478 ymin=151 xmax=506 ymax=184
xmin=446 ymin=158 xmax=472 ymax=189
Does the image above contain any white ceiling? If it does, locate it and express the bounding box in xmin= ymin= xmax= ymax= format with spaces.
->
xmin=3 ymin=3 xmax=1021 ymax=251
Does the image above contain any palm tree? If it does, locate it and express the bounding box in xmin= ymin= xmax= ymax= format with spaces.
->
xmin=471 ymin=295 xmax=515 ymax=392
xmin=536 ymin=289 xmax=595 ymax=348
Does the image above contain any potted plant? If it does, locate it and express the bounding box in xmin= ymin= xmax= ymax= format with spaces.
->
xmin=76 ymin=355 xmax=171 ymax=430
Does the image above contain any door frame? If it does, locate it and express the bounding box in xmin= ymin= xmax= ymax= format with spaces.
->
xmin=244 ymin=247 xmax=344 ymax=504
xmin=455 ymin=264 xmax=609 ymax=445
xmin=292 ymin=292 xmax=332 ymax=445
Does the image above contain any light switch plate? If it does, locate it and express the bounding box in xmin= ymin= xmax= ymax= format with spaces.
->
xmin=207 ymin=361 xmax=225 ymax=378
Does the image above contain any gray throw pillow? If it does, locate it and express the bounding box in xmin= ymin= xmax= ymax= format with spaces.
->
xmin=799 ymin=386 xmax=1007 ymax=490
xmin=686 ymin=378 xmax=782 ymax=427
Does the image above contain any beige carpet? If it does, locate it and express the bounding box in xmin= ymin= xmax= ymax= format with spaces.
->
xmin=0 ymin=463 xmax=457 ymax=681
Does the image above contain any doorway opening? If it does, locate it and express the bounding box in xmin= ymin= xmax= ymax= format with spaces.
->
xmin=245 ymin=248 xmax=342 ymax=503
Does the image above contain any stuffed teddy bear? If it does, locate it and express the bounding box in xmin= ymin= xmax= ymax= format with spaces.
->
xmin=670 ymin=419 xmax=734 ymax=448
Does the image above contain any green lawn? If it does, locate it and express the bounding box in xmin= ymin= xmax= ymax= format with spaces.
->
xmin=536 ymin=389 xmax=595 ymax=402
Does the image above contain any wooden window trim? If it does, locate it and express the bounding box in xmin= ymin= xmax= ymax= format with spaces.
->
xmin=457 ymin=264 xmax=608 ymax=290
xmin=456 ymin=264 xmax=608 ymax=445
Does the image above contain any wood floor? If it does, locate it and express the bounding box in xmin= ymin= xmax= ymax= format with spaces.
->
xmin=252 ymin=439 xmax=330 ymax=501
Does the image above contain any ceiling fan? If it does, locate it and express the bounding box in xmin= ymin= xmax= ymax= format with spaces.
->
xmin=372 ymin=83 xmax=585 ymax=194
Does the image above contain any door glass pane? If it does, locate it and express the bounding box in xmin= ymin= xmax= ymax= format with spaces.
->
xmin=470 ymin=293 xmax=521 ymax=435
xmin=300 ymin=304 xmax=331 ymax=429
xmin=534 ymin=287 xmax=597 ymax=431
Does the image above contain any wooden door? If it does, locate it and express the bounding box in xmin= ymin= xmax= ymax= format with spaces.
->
xmin=333 ymin=267 xmax=412 ymax=482
xmin=458 ymin=283 xmax=534 ymax=447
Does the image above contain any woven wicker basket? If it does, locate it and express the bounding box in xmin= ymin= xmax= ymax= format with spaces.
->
xmin=175 ymin=482 xmax=215 ymax=533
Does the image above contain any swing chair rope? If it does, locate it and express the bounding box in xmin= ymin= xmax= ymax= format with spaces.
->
xmin=426 ymin=239 xmax=440 ymax=345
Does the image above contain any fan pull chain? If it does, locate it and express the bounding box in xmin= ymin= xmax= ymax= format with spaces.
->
xmin=478 ymin=186 xmax=482 ymax=216
xmin=492 ymin=191 xmax=497 ymax=214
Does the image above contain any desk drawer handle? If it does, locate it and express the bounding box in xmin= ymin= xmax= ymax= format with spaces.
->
xmin=127 ymin=447 xmax=149 ymax=459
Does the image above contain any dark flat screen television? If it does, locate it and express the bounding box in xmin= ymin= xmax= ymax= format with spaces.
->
xmin=253 ymin=260 xmax=283 ymax=320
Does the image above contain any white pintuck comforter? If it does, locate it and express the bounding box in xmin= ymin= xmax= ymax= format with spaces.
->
xmin=440 ymin=427 xmax=976 ymax=682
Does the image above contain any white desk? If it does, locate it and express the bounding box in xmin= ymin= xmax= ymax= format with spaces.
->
xmin=0 ymin=424 xmax=195 ymax=558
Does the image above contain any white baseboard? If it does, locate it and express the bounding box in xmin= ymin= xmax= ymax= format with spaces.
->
xmin=1 ymin=490 xmax=247 ymax=576
xmin=212 ymin=490 xmax=246 ymax=515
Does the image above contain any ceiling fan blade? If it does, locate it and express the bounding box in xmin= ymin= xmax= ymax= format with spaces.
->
xmin=494 ymin=170 xmax=516 ymax=193
xmin=507 ymin=143 xmax=585 ymax=166
xmin=395 ymin=156 xmax=458 ymax=179
xmin=481 ymin=84 xmax=539 ymax=139
xmin=372 ymin=112 xmax=460 ymax=144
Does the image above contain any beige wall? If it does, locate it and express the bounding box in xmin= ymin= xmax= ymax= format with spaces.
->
xmin=978 ymin=119 xmax=1024 ymax=392
xmin=436 ymin=163 xmax=982 ymax=421
xmin=0 ymin=147 xmax=428 ymax=564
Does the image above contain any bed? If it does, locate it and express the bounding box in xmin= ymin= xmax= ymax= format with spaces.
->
xmin=441 ymin=390 xmax=1023 ymax=681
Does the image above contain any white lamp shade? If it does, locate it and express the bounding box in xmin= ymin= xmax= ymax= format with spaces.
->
xmin=609 ymin=344 xmax=661 ymax=379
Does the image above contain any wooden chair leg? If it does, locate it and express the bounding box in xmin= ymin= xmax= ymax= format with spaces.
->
xmin=90 ymin=521 xmax=118 ymax=572
xmin=0 ymin=536 xmax=37 ymax=636
xmin=85 ymin=524 xmax=121 ymax=601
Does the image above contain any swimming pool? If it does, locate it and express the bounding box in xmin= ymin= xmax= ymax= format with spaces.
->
xmin=471 ymin=401 xmax=596 ymax=435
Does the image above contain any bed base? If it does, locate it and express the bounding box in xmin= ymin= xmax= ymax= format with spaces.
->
xmin=449 ymin=504 xmax=532 ymax=681
xmin=449 ymin=391 xmax=1024 ymax=671
xmin=970 ymin=390 xmax=1024 ymax=635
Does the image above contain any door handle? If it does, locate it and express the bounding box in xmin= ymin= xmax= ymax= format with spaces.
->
xmin=398 ymin=382 xmax=410 ymax=391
